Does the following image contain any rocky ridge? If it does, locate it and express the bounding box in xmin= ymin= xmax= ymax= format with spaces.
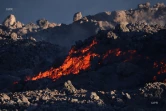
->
xmin=0 ymin=38 xmax=64 ymax=91
xmin=1 ymin=2 xmax=166 ymax=50
xmin=5 ymin=22 xmax=166 ymax=110
xmin=0 ymin=82 xmax=166 ymax=110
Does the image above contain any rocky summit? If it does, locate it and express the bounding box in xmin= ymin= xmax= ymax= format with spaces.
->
xmin=0 ymin=2 xmax=166 ymax=111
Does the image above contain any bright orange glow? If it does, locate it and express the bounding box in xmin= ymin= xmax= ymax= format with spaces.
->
xmin=103 ymin=48 xmax=121 ymax=59
xmin=27 ymin=46 xmax=138 ymax=81
xmin=103 ymin=49 xmax=137 ymax=62
xmin=26 ymin=39 xmax=99 ymax=81
xmin=24 ymin=37 xmax=166 ymax=83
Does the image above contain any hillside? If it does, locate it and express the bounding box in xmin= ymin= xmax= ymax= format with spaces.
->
xmin=0 ymin=2 xmax=166 ymax=111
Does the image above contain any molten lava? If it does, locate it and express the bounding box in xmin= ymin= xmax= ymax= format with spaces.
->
xmin=103 ymin=48 xmax=137 ymax=62
xmin=103 ymin=48 xmax=121 ymax=59
xmin=25 ymin=37 xmax=166 ymax=83
xmin=26 ymin=39 xmax=99 ymax=81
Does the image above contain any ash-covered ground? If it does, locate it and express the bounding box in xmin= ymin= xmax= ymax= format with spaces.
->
xmin=0 ymin=2 xmax=166 ymax=111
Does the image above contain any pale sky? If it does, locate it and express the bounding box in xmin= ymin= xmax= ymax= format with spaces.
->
xmin=0 ymin=0 xmax=166 ymax=24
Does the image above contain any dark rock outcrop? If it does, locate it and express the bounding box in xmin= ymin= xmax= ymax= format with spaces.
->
xmin=36 ymin=19 xmax=49 ymax=29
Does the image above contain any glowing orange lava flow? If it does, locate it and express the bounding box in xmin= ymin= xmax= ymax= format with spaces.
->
xmin=103 ymin=48 xmax=121 ymax=59
xmin=103 ymin=48 xmax=137 ymax=62
xmin=26 ymin=39 xmax=99 ymax=81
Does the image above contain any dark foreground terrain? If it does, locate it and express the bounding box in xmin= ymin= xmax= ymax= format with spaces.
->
xmin=0 ymin=2 xmax=166 ymax=111
xmin=1 ymin=82 xmax=166 ymax=111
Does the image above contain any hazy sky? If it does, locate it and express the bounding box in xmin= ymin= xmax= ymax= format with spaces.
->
xmin=0 ymin=0 xmax=166 ymax=24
